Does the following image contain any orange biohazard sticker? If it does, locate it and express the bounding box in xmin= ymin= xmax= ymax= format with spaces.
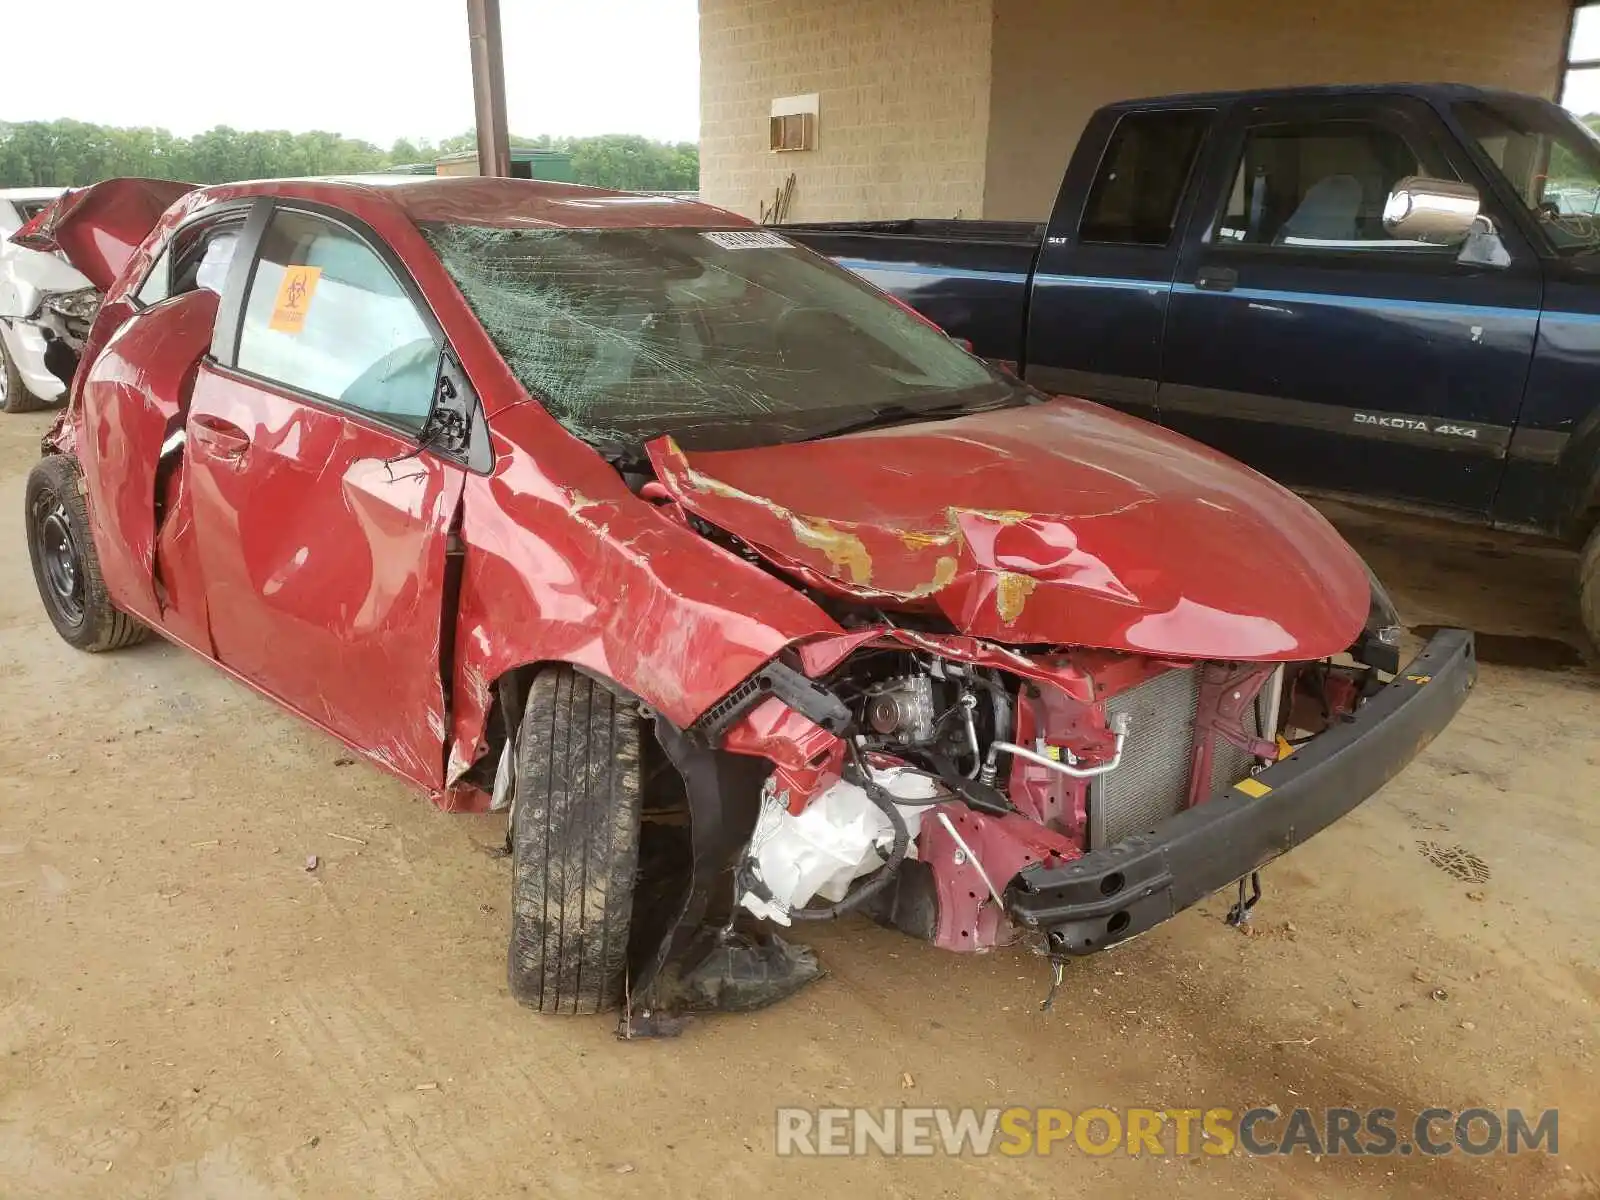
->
xmin=268 ymin=265 xmax=322 ymax=333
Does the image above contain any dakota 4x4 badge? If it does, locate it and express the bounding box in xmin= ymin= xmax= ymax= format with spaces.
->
xmin=1353 ymin=413 xmax=1483 ymax=440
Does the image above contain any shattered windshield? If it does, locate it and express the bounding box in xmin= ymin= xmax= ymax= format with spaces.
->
xmin=421 ymin=223 xmax=1021 ymax=450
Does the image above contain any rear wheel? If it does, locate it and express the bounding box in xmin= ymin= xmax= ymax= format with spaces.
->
xmin=0 ymin=334 xmax=51 ymax=414
xmin=507 ymin=666 xmax=643 ymax=1015
xmin=1582 ymin=522 xmax=1600 ymax=656
xmin=25 ymin=455 xmax=147 ymax=651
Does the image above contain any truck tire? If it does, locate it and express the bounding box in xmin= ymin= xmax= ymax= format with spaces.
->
xmin=25 ymin=455 xmax=148 ymax=652
xmin=507 ymin=666 xmax=642 ymax=1015
xmin=0 ymin=336 xmax=50 ymax=414
xmin=1581 ymin=522 xmax=1600 ymax=655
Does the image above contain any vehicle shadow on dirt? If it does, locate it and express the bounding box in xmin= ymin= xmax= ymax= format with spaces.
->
xmin=1317 ymin=500 xmax=1595 ymax=672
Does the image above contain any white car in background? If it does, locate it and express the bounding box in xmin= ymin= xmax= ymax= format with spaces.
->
xmin=0 ymin=187 xmax=97 ymax=413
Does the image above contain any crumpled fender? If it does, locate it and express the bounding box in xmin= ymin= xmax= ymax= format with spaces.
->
xmin=443 ymin=403 xmax=843 ymax=789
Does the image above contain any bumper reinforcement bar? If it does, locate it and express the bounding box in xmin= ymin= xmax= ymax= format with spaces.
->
xmin=1005 ymin=628 xmax=1477 ymax=954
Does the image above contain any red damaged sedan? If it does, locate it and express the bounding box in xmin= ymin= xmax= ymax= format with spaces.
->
xmin=18 ymin=176 xmax=1474 ymax=1027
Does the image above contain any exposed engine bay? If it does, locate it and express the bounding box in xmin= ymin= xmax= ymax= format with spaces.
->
xmin=606 ymin=423 xmax=1413 ymax=1016
xmin=31 ymin=287 xmax=98 ymax=388
xmin=727 ymin=633 xmax=1377 ymax=955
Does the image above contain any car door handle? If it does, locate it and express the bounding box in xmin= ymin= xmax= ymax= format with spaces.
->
xmin=191 ymin=416 xmax=251 ymax=460
xmin=1194 ymin=267 xmax=1238 ymax=293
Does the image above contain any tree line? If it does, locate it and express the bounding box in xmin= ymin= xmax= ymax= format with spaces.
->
xmin=0 ymin=122 xmax=698 ymax=193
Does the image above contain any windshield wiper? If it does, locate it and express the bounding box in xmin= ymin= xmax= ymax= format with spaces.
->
xmin=801 ymin=396 xmax=1019 ymax=441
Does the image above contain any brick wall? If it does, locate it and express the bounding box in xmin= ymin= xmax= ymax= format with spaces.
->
xmin=983 ymin=0 xmax=1574 ymax=218
xmin=700 ymin=0 xmax=1575 ymax=222
xmin=698 ymin=0 xmax=994 ymax=220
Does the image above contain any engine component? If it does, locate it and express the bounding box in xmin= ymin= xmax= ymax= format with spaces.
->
xmin=982 ymin=710 xmax=1131 ymax=784
xmin=958 ymin=691 xmax=981 ymax=775
xmin=1087 ymin=667 xmax=1280 ymax=848
xmin=1091 ymin=668 xmax=1202 ymax=848
xmin=737 ymin=762 xmax=941 ymax=925
xmin=863 ymin=674 xmax=936 ymax=743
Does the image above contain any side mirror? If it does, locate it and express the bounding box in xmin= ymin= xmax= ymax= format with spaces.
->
xmin=1382 ymin=176 xmax=1481 ymax=245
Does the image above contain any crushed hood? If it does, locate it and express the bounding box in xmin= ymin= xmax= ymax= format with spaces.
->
xmin=11 ymin=179 xmax=195 ymax=292
xmin=647 ymin=399 xmax=1370 ymax=661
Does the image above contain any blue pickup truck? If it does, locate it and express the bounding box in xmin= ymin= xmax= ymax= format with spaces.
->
xmin=783 ymin=84 xmax=1600 ymax=650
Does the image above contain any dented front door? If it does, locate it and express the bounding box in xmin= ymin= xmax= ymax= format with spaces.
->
xmin=183 ymin=364 xmax=463 ymax=787
xmin=180 ymin=205 xmax=464 ymax=787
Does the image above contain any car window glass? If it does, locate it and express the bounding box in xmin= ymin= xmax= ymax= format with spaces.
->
xmin=194 ymin=232 xmax=239 ymax=294
xmin=136 ymin=219 xmax=245 ymax=307
xmin=1215 ymin=117 xmax=1458 ymax=251
xmin=236 ymin=210 xmax=437 ymax=431
xmin=135 ymin=245 xmax=174 ymax=305
xmin=1079 ymin=110 xmax=1211 ymax=246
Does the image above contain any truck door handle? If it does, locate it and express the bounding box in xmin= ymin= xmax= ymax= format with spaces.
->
xmin=1194 ymin=267 xmax=1238 ymax=293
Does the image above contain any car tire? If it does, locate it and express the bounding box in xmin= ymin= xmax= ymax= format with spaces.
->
xmin=507 ymin=665 xmax=643 ymax=1015
xmin=24 ymin=455 xmax=148 ymax=652
xmin=0 ymin=335 xmax=51 ymax=414
xmin=1582 ymin=521 xmax=1600 ymax=655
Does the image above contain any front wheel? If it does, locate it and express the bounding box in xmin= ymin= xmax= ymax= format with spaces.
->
xmin=1582 ymin=523 xmax=1600 ymax=656
xmin=507 ymin=666 xmax=643 ymax=1015
xmin=25 ymin=456 xmax=147 ymax=652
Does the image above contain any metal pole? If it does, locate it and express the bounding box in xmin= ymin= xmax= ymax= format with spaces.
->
xmin=467 ymin=0 xmax=512 ymax=177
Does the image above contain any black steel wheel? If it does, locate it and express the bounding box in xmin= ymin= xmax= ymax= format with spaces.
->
xmin=24 ymin=455 xmax=147 ymax=651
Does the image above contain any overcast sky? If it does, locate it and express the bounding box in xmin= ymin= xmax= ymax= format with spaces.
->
xmin=14 ymin=1 xmax=1600 ymax=146
xmin=7 ymin=0 xmax=701 ymax=146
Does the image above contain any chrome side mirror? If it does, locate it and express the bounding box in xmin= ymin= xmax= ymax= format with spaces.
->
xmin=1383 ymin=176 xmax=1481 ymax=245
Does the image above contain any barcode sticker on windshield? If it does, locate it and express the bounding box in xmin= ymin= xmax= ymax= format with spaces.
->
xmin=701 ymin=230 xmax=792 ymax=250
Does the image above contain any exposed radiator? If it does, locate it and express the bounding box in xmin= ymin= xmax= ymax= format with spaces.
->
xmin=1088 ymin=667 xmax=1280 ymax=849
xmin=1090 ymin=668 xmax=1199 ymax=848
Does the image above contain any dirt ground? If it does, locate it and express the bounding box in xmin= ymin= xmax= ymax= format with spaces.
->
xmin=1 ymin=410 xmax=1598 ymax=1200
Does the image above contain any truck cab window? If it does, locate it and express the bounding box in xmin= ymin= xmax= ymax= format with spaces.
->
xmin=1455 ymin=96 xmax=1600 ymax=254
xmin=1078 ymin=109 xmax=1211 ymax=246
xmin=1215 ymin=119 xmax=1454 ymax=252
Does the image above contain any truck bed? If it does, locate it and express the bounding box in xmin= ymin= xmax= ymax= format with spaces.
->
xmin=781 ymin=220 xmax=1043 ymax=365
xmin=780 ymin=219 xmax=1044 ymax=245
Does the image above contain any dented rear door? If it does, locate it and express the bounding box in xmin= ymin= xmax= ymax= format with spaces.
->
xmin=71 ymin=205 xmax=255 ymax=649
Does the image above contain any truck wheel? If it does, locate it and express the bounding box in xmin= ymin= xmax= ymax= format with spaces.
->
xmin=24 ymin=455 xmax=147 ymax=652
xmin=1581 ymin=522 xmax=1600 ymax=655
xmin=0 ymin=336 xmax=50 ymax=414
xmin=507 ymin=666 xmax=642 ymax=1015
